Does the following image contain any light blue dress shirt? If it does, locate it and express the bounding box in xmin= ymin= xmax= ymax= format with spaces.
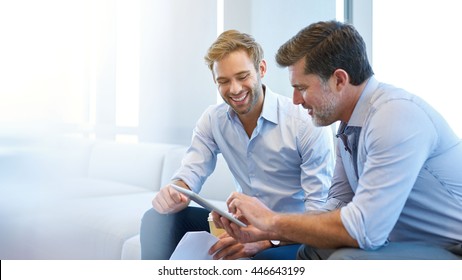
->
xmin=172 ymin=86 xmax=334 ymax=212
xmin=330 ymin=77 xmax=462 ymax=250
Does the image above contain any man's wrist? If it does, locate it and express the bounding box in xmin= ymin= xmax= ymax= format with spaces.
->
xmin=268 ymin=213 xmax=283 ymax=238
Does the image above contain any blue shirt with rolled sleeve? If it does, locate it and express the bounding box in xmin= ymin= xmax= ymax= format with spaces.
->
xmin=329 ymin=77 xmax=462 ymax=250
xmin=172 ymin=86 xmax=335 ymax=213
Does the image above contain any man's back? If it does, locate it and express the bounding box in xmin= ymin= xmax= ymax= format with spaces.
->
xmin=338 ymin=77 xmax=462 ymax=249
xmin=372 ymin=82 xmax=462 ymax=247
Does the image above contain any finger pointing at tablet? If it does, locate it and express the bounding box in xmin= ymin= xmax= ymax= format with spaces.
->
xmin=227 ymin=192 xmax=275 ymax=232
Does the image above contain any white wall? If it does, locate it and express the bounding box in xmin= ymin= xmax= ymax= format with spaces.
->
xmin=138 ymin=0 xmax=218 ymax=145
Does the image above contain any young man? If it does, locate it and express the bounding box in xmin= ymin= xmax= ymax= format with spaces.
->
xmin=140 ymin=30 xmax=334 ymax=260
xmin=223 ymin=21 xmax=462 ymax=260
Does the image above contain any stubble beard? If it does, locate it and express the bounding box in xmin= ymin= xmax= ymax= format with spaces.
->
xmin=233 ymin=79 xmax=262 ymax=116
xmin=311 ymin=89 xmax=338 ymax=127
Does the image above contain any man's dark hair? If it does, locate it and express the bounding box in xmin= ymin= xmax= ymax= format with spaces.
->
xmin=276 ymin=20 xmax=373 ymax=85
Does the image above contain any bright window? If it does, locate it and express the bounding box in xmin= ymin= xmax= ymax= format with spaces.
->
xmin=372 ymin=0 xmax=461 ymax=137
xmin=0 ymin=0 xmax=86 ymax=125
xmin=115 ymin=0 xmax=140 ymax=128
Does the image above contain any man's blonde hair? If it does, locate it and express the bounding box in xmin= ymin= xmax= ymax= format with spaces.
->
xmin=204 ymin=30 xmax=264 ymax=73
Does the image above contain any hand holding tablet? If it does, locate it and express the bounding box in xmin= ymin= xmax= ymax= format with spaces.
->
xmin=171 ymin=184 xmax=247 ymax=227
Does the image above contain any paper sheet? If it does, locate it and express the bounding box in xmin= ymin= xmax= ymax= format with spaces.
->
xmin=169 ymin=231 xmax=218 ymax=260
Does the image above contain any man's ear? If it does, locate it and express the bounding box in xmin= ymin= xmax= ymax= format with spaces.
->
xmin=259 ymin=59 xmax=267 ymax=78
xmin=332 ymin=69 xmax=349 ymax=91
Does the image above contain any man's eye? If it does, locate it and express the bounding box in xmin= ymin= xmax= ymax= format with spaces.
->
xmin=217 ymin=80 xmax=229 ymax=85
xmin=238 ymin=74 xmax=249 ymax=80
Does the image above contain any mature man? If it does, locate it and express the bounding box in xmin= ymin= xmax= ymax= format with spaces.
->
xmin=140 ymin=30 xmax=334 ymax=260
xmin=223 ymin=21 xmax=462 ymax=260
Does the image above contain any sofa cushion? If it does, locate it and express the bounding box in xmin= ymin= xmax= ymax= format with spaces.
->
xmin=8 ymin=192 xmax=155 ymax=259
xmin=50 ymin=136 xmax=94 ymax=177
xmin=88 ymin=141 xmax=181 ymax=191
xmin=121 ymin=234 xmax=141 ymax=260
xmin=1 ymin=139 xmax=239 ymax=260
xmin=45 ymin=177 xmax=150 ymax=198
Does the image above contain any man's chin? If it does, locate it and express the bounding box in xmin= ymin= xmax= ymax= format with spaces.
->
xmin=230 ymin=101 xmax=252 ymax=115
xmin=312 ymin=117 xmax=332 ymax=127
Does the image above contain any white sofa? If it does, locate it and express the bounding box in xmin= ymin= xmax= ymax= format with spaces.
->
xmin=0 ymin=137 xmax=235 ymax=259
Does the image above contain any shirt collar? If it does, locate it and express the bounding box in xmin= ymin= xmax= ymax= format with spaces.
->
xmin=226 ymin=84 xmax=279 ymax=125
xmin=347 ymin=76 xmax=379 ymax=127
xmin=260 ymin=85 xmax=278 ymax=125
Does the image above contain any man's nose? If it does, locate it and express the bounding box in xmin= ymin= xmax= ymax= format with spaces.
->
xmin=293 ymin=90 xmax=303 ymax=105
xmin=229 ymin=80 xmax=242 ymax=95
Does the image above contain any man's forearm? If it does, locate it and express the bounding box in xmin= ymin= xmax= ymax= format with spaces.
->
xmin=271 ymin=209 xmax=358 ymax=249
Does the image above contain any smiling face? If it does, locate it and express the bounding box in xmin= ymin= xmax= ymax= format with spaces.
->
xmin=213 ymin=49 xmax=266 ymax=116
xmin=289 ymin=58 xmax=342 ymax=127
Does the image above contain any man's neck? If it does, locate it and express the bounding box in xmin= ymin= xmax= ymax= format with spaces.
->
xmin=341 ymin=79 xmax=369 ymax=123
xmin=238 ymin=87 xmax=265 ymax=138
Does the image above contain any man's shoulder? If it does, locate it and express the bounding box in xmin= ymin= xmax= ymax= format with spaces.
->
xmin=371 ymin=82 xmax=417 ymax=105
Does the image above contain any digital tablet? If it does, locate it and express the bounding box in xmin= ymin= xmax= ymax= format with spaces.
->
xmin=171 ymin=184 xmax=247 ymax=227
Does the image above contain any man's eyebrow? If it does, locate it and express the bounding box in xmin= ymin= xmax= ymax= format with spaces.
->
xmin=216 ymin=71 xmax=250 ymax=81
xmin=235 ymin=71 xmax=250 ymax=76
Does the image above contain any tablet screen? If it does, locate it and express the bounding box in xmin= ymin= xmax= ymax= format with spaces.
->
xmin=171 ymin=184 xmax=247 ymax=227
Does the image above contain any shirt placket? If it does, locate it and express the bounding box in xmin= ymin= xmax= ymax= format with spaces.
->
xmin=246 ymin=117 xmax=263 ymax=197
xmin=337 ymin=122 xmax=361 ymax=179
